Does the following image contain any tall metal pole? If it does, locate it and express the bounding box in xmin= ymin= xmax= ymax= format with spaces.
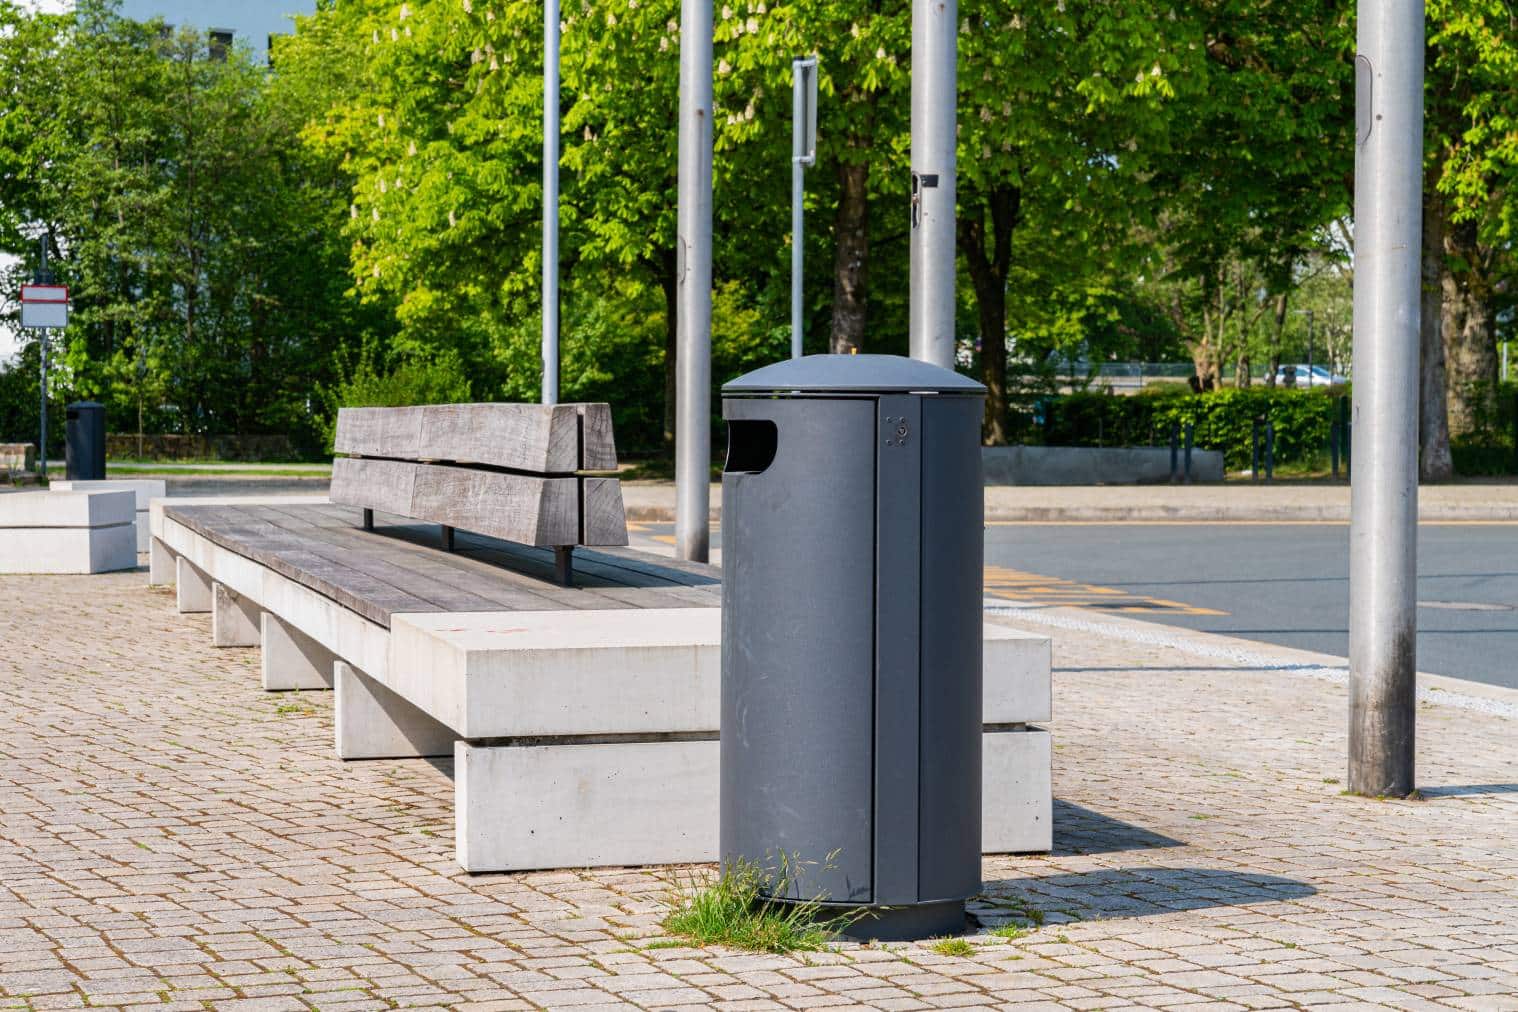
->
xmin=38 ymin=330 xmax=48 ymax=480
xmin=1348 ymin=0 xmax=1423 ymax=798
xmin=37 ymin=237 xmax=50 ymax=480
xmin=541 ymin=0 xmax=561 ymax=405
xmin=674 ymin=0 xmax=713 ymax=562
xmin=908 ymin=0 xmax=957 ymax=368
xmin=791 ymin=62 xmax=806 ymax=361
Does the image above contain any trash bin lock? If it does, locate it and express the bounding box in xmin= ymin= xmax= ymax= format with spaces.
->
xmin=65 ymin=401 xmax=106 ymax=481
xmin=719 ymin=353 xmax=987 ymax=941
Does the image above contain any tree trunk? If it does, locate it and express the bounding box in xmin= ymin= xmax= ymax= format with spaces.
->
xmin=830 ymin=157 xmax=869 ymax=354
xmin=1419 ymin=183 xmax=1454 ymax=480
xmin=1441 ymin=218 xmax=1497 ymax=439
xmin=958 ymin=184 xmax=1019 ymax=445
xmin=1265 ymin=292 xmax=1288 ymax=388
xmin=659 ymin=247 xmax=677 ymax=451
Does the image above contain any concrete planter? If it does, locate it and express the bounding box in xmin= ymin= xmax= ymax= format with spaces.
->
xmin=983 ymin=445 xmax=1225 ymax=485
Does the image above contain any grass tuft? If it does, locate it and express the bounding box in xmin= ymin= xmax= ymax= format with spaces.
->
xmin=661 ymin=859 xmax=851 ymax=954
xmin=987 ymin=922 xmax=1030 ymax=941
xmin=930 ymin=937 xmax=975 ymax=957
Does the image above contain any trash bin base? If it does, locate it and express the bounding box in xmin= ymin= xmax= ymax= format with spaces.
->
xmin=837 ymin=899 xmax=967 ymax=942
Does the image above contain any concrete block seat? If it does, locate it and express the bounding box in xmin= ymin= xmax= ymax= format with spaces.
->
xmin=0 ymin=489 xmax=136 ymax=573
xmin=51 ymin=479 xmax=166 ymax=553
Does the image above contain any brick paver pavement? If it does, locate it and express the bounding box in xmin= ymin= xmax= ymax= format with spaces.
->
xmin=3 ymin=570 xmax=1517 ymax=1010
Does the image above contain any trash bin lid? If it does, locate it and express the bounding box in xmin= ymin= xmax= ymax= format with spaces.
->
xmin=723 ymin=354 xmax=985 ymax=395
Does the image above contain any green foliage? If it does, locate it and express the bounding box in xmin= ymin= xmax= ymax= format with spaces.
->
xmin=1035 ymin=387 xmax=1343 ymax=471
xmin=660 ymin=859 xmax=849 ymax=954
xmin=317 ymin=342 xmax=471 ymax=450
xmin=1450 ymin=381 xmax=1518 ymax=476
xmin=0 ymin=0 xmax=390 ymax=452
xmin=930 ymin=937 xmax=975 ymax=957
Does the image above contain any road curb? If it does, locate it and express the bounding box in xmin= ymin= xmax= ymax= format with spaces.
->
xmin=626 ymin=505 xmax=1518 ymax=523
xmin=985 ymin=601 xmax=1518 ymax=719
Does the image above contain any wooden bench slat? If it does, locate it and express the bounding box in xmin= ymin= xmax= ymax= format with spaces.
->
xmin=334 ymin=403 xmax=618 ymax=473
xmin=254 ymin=506 xmax=603 ymax=613
xmin=163 ymin=503 xmax=712 ymax=628
xmin=328 ymin=457 xmax=631 ymax=549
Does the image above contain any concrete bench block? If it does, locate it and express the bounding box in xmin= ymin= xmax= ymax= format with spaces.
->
xmin=0 ymin=526 xmax=136 ymax=574
xmin=0 ymin=490 xmax=136 ymax=574
xmin=51 ymin=480 xmax=166 ymax=553
xmin=212 ymin=582 xmax=260 ymax=647
xmin=983 ymin=727 xmax=1053 ymax=855
xmin=983 ymin=626 xmax=1053 ymax=724
xmin=451 ymin=729 xmax=1050 ymax=872
xmin=149 ymin=537 xmax=176 ymax=586
xmin=176 ymin=557 xmax=212 ymax=612
xmin=262 ymin=613 xmax=336 ymax=691
xmin=335 ymin=661 xmax=455 ymax=760
xmin=455 ymin=738 xmax=720 ymax=873
xmin=388 ymin=609 xmax=724 ymax=738
xmin=387 ymin=612 xmax=1050 ymax=739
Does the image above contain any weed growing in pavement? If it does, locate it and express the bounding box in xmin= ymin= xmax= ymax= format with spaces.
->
xmin=660 ymin=857 xmax=857 ymax=954
xmin=930 ymin=938 xmax=975 ymax=957
xmin=987 ymin=923 xmax=1030 ymax=941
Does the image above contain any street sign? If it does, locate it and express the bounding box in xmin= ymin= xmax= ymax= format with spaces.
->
xmin=20 ymin=284 xmax=68 ymax=329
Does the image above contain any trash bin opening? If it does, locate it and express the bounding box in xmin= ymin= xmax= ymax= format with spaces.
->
xmin=724 ymin=419 xmax=778 ymax=474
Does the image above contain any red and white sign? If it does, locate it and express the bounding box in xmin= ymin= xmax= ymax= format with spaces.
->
xmin=20 ymin=284 xmax=68 ymax=329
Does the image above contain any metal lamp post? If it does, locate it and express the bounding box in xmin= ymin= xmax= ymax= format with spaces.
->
xmin=1348 ymin=0 xmax=1423 ymax=798
xmin=791 ymin=57 xmax=818 ymax=361
xmin=542 ymin=0 xmax=561 ymax=406
xmin=908 ymin=0 xmax=957 ymax=368
xmin=674 ymin=0 xmax=713 ymax=563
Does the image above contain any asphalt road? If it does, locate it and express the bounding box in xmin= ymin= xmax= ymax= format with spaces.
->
xmin=984 ymin=523 xmax=1518 ymax=690
xmin=631 ymin=521 xmax=1518 ymax=690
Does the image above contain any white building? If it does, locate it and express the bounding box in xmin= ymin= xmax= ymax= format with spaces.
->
xmin=116 ymin=0 xmax=315 ymax=64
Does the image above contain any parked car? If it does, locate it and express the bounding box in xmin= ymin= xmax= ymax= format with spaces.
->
xmin=1267 ymin=364 xmax=1347 ymax=388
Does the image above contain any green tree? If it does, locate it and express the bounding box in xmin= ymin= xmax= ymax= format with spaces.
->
xmin=1418 ymin=0 xmax=1518 ymax=478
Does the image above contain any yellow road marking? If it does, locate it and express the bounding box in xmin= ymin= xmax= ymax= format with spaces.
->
xmin=983 ymin=565 xmax=1227 ymax=616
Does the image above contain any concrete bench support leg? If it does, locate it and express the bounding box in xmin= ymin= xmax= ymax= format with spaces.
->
xmin=335 ymin=661 xmax=454 ymax=760
xmin=212 ymin=583 xmax=261 ymax=647
xmin=454 ymin=739 xmax=719 ymax=873
xmin=176 ymin=557 xmax=212 ymax=613
xmin=982 ymin=727 xmax=1053 ymax=855
xmin=261 ymin=613 xmax=336 ymax=691
xmin=149 ymin=537 xmax=176 ymax=587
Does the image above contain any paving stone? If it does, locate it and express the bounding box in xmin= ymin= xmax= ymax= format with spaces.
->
xmin=3 ymin=573 xmax=1518 ymax=1009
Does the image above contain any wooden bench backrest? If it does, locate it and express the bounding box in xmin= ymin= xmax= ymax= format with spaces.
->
xmin=330 ymin=403 xmax=627 ymax=549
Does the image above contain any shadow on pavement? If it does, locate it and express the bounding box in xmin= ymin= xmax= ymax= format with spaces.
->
xmin=1419 ymin=783 xmax=1518 ymax=798
xmin=979 ymin=865 xmax=1316 ymax=922
xmin=1053 ymin=800 xmax=1184 ymax=855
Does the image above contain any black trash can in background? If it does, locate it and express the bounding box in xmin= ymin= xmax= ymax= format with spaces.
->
xmin=65 ymin=401 xmax=106 ymax=480
xmin=719 ymin=354 xmax=987 ymax=941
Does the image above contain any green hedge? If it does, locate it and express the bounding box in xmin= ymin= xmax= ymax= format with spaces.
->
xmin=1023 ymin=386 xmax=1344 ymax=471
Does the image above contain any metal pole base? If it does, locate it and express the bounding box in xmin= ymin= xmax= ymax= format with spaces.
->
xmin=362 ymin=508 xmax=374 ymax=532
xmin=835 ymin=899 xmax=966 ymax=942
xmin=554 ymin=546 xmax=574 ymax=587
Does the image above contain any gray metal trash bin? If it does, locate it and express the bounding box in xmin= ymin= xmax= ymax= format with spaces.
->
xmin=720 ymin=354 xmax=987 ymax=940
xmin=65 ymin=401 xmax=106 ymax=481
